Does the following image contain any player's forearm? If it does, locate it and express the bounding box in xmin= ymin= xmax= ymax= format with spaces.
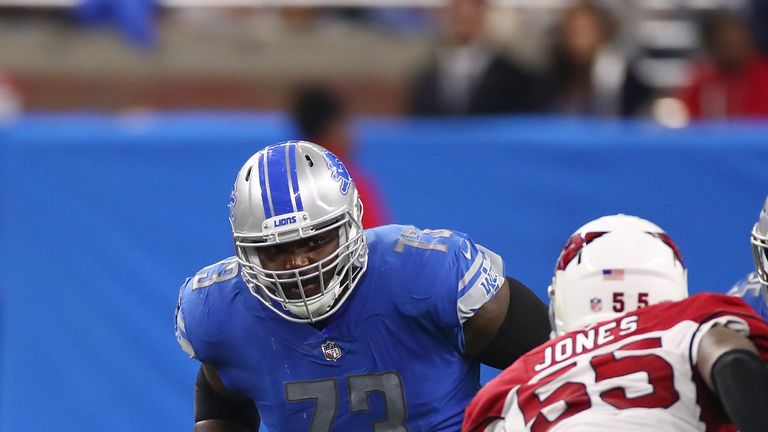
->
xmin=475 ymin=277 xmax=551 ymax=369
xmin=195 ymin=366 xmax=260 ymax=432
xmin=697 ymin=325 xmax=768 ymax=432
xmin=711 ymin=349 xmax=768 ymax=432
xmin=194 ymin=419 xmax=255 ymax=432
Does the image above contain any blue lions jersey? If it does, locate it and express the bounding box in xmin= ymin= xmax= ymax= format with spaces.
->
xmin=175 ymin=225 xmax=505 ymax=432
xmin=728 ymin=272 xmax=768 ymax=321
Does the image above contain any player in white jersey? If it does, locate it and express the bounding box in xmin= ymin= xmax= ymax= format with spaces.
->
xmin=464 ymin=214 xmax=768 ymax=432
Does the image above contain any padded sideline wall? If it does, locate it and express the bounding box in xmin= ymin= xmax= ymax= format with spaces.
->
xmin=0 ymin=114 xmax=765 ymax=431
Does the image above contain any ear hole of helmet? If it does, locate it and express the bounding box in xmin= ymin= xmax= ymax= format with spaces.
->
xmin=245 ymin=166 xmax=253 ymax=182
xmin=547 ymin=282 xmax=562 ymax=338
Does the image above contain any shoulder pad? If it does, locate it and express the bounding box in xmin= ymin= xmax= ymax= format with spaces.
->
xmin=189 ymin=257 xmax=240 ymax=290
xmin=175 ymin=277 xmax=197 ymax=359
xmin=175 ymin=257 xmax=242 ymax=360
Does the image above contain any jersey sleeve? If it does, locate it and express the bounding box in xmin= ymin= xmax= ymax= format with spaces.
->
xmin=456 ymin=242 xmax=506 ymax=324
xmin=727 ymin=272 xmax=768 ymax=321
xmin=392 ymin=226 xmax=506 ymax=353
xmin=688 ymin=293 xmax=768 ymax=365
xmin=175 ymin=277 xmax=198 ymax=359
xmin=727 ymin=274 xmax=751 ymax=296
xmin=173 ymin=257 xmax=241 ymax=364
xmin=463 ymin=369 xmax=518 ymax=432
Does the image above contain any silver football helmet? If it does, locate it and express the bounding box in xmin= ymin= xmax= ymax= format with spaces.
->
xmin=229 ymin=141 xmax=368 ymax=323
xmin=752 ymin=195 xmax=768 ymax=287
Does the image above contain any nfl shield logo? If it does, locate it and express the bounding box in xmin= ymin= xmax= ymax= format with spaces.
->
xmin=321 ymin=341 xmax=342 ymax=361
xmin=590 ymin=297 xmax=603 ymax=312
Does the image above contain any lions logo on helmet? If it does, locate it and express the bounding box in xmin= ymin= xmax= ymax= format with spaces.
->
xmin=229 ymin=141 xmax=368 ymax=323
xmin=228 ymin=182 xmax=238 ymax=223
xmin=324 ymin=150 xmax=352 ymax=195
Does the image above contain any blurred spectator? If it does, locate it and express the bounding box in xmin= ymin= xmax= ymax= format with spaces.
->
xmin=364 ymin=8 xmax=435 ymax=35
xmin=279 ymin=7 xmax=433 ymax=35
xmin=76 ymin=0 xmax=156 ymax=48
xmin=0 ymin=71 xmax=22 ymax=119
xmin=546 ymin=1 xmax=652 ymax=117
xmin=291 ymin=85 xmax=391 ymax=228
xmin=750 ymin=0 xmax=768 ymax=55
xmin=678 ymin=11 xmax=768 ymax=119
xmin=408 ymin=0 xmax=546 ymax=116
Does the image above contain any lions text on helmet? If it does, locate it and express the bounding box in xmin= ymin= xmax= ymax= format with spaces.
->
xmin=228 ymin=141 xmax=367 ymax=323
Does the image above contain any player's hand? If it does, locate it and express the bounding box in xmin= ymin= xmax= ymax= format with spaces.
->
xmin=194 ymin=419 xmax=254 ymax=432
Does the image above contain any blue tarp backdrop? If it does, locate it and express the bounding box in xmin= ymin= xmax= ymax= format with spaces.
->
xmin=0 ymin=114 xmax=766 ymax=431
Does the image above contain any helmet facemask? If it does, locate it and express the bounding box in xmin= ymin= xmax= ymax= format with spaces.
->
xmin=751 ymin=196 xmax=768 ymax=288
xmin=752 ymin=223 xmax=768 ymax=287
xmin=234 ymin=200 xmax=367 ymax=323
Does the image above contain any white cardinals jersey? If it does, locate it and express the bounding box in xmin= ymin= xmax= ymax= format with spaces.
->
xmin=463 ymin=294 xmax=768 ymax=432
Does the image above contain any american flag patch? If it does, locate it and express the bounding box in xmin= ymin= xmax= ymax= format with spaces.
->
xmin=602 ymin=269 xmax=624 ymax=280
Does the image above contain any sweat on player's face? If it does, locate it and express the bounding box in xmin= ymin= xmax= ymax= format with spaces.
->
xmin=250 ymin=231 xmax=341 ymax=299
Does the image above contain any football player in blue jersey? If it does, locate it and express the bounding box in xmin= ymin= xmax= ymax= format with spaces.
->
xmin=175 ymin=141 xmax=551 ymax=432
xmin=728 ymin=195 xmax=768 ymax=320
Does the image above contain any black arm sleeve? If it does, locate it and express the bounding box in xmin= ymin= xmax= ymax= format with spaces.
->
xmin=711 ymin=349 xmax=768 ymax=432
xmin=477 ymin=277 xmax=551 ymax=370
xmin=195 ymin=366 xmax=260 ymax=431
